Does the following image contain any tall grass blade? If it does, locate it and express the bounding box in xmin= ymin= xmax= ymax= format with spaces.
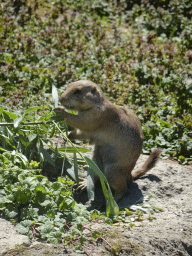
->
xmin=73 ymin=150 xmax=79 ymax=185
xmin=52 ymin=85 xmax=59 ymax=108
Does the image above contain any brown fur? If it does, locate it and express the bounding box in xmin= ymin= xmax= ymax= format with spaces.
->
xmin=54 ymin=80 xmax=161 ymax=202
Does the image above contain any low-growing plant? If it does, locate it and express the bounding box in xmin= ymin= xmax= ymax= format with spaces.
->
xmin=0 ymin=0 xmax=191 ymax=251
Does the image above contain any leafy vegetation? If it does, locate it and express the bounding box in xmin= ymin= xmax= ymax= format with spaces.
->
xmin=0 ymin=0 xmax=191 ymax=250
xmin=1 ymin=0 xmax=191 ymax=163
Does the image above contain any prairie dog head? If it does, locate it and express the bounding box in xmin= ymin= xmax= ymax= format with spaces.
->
xmin=59 ymin=80 xmax=105 ymax=111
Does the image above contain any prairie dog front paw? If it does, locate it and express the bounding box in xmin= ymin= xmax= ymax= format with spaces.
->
xmin=54 ymin=106 xmax=67 ymax=117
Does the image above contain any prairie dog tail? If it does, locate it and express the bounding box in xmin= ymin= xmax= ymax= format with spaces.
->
xmin=131 ymin=148 xmax=162 ymax=180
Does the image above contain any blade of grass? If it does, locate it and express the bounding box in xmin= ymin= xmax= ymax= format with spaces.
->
xmin=24 ymin=106 xmax=43 ymax=115
xmin=73 ymin=150 xmax=79 ymax=185
xmin=52 ymin=85 xmax=59 ymax=108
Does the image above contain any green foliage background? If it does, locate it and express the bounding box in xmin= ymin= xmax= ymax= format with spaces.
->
xmin=1 ymin=0 xmax=192 ymax=163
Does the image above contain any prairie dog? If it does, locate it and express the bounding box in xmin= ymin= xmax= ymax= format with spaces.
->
xmin=54 ymin=80 xmax=161 ymax=202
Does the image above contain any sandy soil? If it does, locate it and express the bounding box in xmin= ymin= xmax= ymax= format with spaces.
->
xmin=0 ymin=154 xmax=192 ymax=255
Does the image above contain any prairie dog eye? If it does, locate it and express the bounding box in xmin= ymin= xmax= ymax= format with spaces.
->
xmin=91 ymin=88 xmax=96 ymax=94
xmin=73 ymin=89 xmax=81 ymax=95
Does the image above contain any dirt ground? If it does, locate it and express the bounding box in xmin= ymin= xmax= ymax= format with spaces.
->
xmin=0 ymin=154 xmax=192 ymax=256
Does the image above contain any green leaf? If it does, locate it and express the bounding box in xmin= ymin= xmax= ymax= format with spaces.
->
xmin=39 ymin=147 xmax=55 ymax=167
xmin=30 ymin=160 xmax=39 ymax=168
xmin=41 ymin=223 xmax=54 ymax=235
xmin=79 ymin=235 xmax=86 ymax=245
xmin=24 ymin=106 xmax=42 ymax=116
xmin=92 ymin=230 xmax=101 ymax=239
xmin=34 ymin=185 xmax=47 ymax=204
xmin=14 ymin=116 xmax=23 ymax=128
xmin=0 ymin=107 xmax=4 ymax=116
xmin=4 ymin=205 xmax=18 ymax=219
xmin=59 ymin=197 xmax=76 ymax=211
xmin=34 ymin=175 xmax=48 ymax=185
xmin=52 ymin=85 xmax=59 ymax=108
xmin=40 ymin=124 xmax=48 ymax=133
xmin=34 ymin=185 xmax=47 ymax=195
xmin=0 ymin=154 xmax=10 ymax=164
xmin=84 ymin=156 xmax=119 ymax=218
xmin=106 ymin=197 xmax=119 ymax=219
xmin=84 ymin=156 xmax=108 ymax=183
xmin=16 ymin=223 xmax=30 ymax=235
xmin=20 ymin=207 xmax=39 ymax=219
xmin=50 ymin=126 xmax=55 ymax=138
xmin=151 ymin=205 xmax=163 ymax=211
xmin=26 ymin=135 xmax=38 ymax=156
xmin=125 ymin=208 xmax=133 ymax=216
xmin=3 ymin=111 xmax=18 ymax=120
xmin=91 ymin=209 xmax=99 ymax=220
xmin=14 ymin=152 xmax=28 ymax=167
xmin=47 ymin=232 xmax=62 ymax=244
xmin=0 ymin=147 xmax=8 ymax=152
xmin=66 ymin=166 xmax=78 ymax=182
xmin=16 ymin=190 xmax=30 ymax=205
xmin=47 ymin=209 xmax=56 ymax=218
xmin=0 ymin=201 xmax=5 ymax=210
xmin=20 ymin=219 xmax=32 ymax=227
xmin=73 ymin=150 xmax=79 ymax=185
xmin=86 ymin=169 xmax=95 ymax=201
xmin=58 ymin=146 xmax=91 ymax=153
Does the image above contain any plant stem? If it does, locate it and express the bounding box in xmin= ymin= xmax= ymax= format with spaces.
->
xmin=53 ymin=121 xmax=85 ymax=160
xmin=0 ymin=121 xmax=53 ymax=126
